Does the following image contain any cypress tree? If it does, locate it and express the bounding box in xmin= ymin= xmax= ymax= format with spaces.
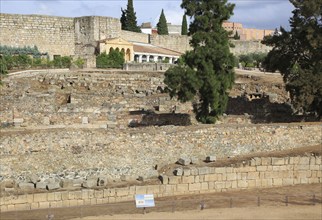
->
xmin=157 ymin=9 xmax=169 ymax=35
xmin=181 ymin=15 xmax=188 ymax=35
xmin=262 ymin=0 xmax=322 ymax=118
xmin=164 ymin=0 xmax=235 ymax=123
xmin=120 ymin=0 xmax=141 ymax=33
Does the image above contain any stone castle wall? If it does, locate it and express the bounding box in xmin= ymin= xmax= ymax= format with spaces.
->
xmin=1 ymin=155 xmax=321 ymax=212
xmin=0 ymin=13 xmax=75 ymax=59
xmin=121 ymin=30 xmax=149 ymax=44
xmin=0 ymin=13 xmax=271 ymax=64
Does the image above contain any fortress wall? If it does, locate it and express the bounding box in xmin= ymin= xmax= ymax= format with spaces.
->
xmin=0 ymin=13 xmax=75 ymax=58
xmin=230 ymin=40 xmax=272 ymax=55
xmin=149 ymin=35 xmax=192 ymax=53
xmin=1 ymin=155 xmax=321 ymax=212
xmin=120 ymin=30 xmax=149 ymax=44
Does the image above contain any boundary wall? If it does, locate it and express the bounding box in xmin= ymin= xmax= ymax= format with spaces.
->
xmin=1 ymin=155 xmax=321 ymax=212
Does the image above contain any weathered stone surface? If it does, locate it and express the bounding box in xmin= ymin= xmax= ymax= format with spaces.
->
xmin=18 ymin=182 xmax=34 ymax=190
xmin=36 ymin=182 xmax=47 ymax=189
xmin=47 ymin=182 xmax=61 ymax=190
xmin=174 ymin=168 xmax=183 ymax=176
xmin=190 ymin=157 xmax=199 ymax=165
xmin=82 ymin=178 xmax=98 ymax=188
xmin=177 ymin=157 xmax=191 ymax=166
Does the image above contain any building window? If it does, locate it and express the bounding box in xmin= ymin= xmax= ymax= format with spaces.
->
xmin=142 ymin=55 xmax=147 ymax=63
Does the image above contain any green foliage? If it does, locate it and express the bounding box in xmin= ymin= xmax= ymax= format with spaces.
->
xmin=96 ymin=49 xmax=125 ymax=69
xmin=164 ymin=0 xmax=235 ymax=124
xmin=120 ymin=0 xmax=141 ymax=33
xmin=262 ymin=0 xmax=322 ymax=118
xmin=233 ymin=31 xmax=240 ymax=40
xmin=157 ymin=9 xmax=169 ymax=35
xmin=73 ymin=57 xmax=85 ymax=68
xmin=53 ymin=56 xmax=72 ymax=68
xmin=181 ymin=15 xmax=188 ymax=35
xmin=239 ymin=52 xmax=267 ymax=68
xmin=0 ymin=45 xmax=46 ymax=57
xmin=0 ymin=57 xmax=7 ymax=85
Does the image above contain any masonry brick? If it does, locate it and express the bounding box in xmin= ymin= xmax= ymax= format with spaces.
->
xmin=272 ymin=158 xmax=284 ymax=165
xmin=189 ymin=183 xmax=201 ymax=191
xmin=33 ymin=193 xmax=47 ymax=202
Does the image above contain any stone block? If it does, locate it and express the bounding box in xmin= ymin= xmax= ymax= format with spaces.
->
xmin=237 ymin=180 xmax=248 ymax=188
xmin=82 ymin=117 xmax=89 ymax=124
xmin=47 ymin=182 xmax=61 ymax=190
xmin=116 ymin=187 xmax=129 ymax=197
xmin=174 ymin=168 xmax=183 ymax=176
xmin=190 ymin=157 xmax=199 ymax=164
xmin=104 ymin=188 xmax=115 ymax=197
xmin=36 ymin=182 xmax=47 ymax=189
xmin=94 ymin=190 xmax=104 ymax=199
xmin=261 ymin=157 xmax=271 ymax=165
xmin=299 ymin=157 xmax=310 ymax=165
xmin=295 ymin=164 xmax=310 ymax=171
xmin=47 ymin=193 xmax=55 ymax=201
xmin=98 ymin=176 xmax=109 ymax=186
xmin=43 ymin=117 xmax=50 ymax=125
xmin=159 ymin=175 xmax=168 ymax=184
xmin=18 ymin=182 xmax=35 ymax=190
xmin=38 ymin=201 xmax=50 ymax=209
xmin=82 ymin=179 xmax=97 ymax=188
xmin=177 ymin=184 xmax=188 ymax=192
xmin=183 ymin=168 xmax=191 ymax=176
xmin=147 ymin=185 xmax=160 ymax=194
xmin=168 ymin=176 xmax=181 ymax=185
xmin=310 ymin=157 xmax=316 ymax=165
xmin=177 ymin=157 xmax=191 ymax=166
xmin=248 ymin=180 xmax=256 ymax=188
xmin=181 ymin=176 xmax=195 ymax=184
xmin=308 ymin=178 xmax=319 ymax=184
xmin=15 ymin=203 xmax=30 ymax=211
xmin=201 ymin=182 xmax=209 ymax=190
xmin=310 ymin=165 xmax=320 ymax=170
xmin=215 ymin=167 xmax=226 ymax=174
xmin=316 ymin=156 xmax=322 ymax=165
xmin=257 ymin=166 xmax=267 ymax=172
xmin=251 ymin=157 xmax=261 ymax=166
xmin=190 ymin=167 xmax=199 ymax=175
xmin=189 ymin=183 xmax=201 ymax=191
xmin=13 ymin=118 xmax=24 ymax=127
xmin=273 ymin=178 xmax=283 ymax=186
xmin=198 ymin=167 xmax=209 ymax=175
xmin=206 ymin=156 xmax=216 ymax=162
xmin=215 ymin=182 xmax=225 ymax=190
xmin=27 ymin=174 xmax=40 ymax=184
xmin=247 ymin=172 xmax=259 ymax=180
xmin=272 ymin=158 xmax=284 ymax=165
xmin=226 ymin=173 xmax=237 ymax=181
xmin=282 ymin=178 xmax=293 ymax=185
xmin=135 ymin=186 xmax=147 ymax=194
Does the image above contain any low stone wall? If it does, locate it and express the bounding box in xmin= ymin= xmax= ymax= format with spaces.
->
xmin=1 ymin=155 xmax=321 ymax=212
xmin=123 ymin=63 xmax=175 ymax=71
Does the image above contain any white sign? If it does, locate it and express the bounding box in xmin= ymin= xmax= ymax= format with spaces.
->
xmin=135 ymin=194 xmax=155 ymax=208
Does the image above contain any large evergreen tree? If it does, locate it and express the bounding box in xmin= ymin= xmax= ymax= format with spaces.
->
xmin=181 ymin=15 xmax=188 ymax=35
xmin=157 ymin=9 xmax=169 ymax=35
xmin=262 ymin=0 xmax=322 ymax=118
xmin=120 ymin=0 xmax=141 ymax=33
xmin=164 ymin=0 xmax=235 ymax=123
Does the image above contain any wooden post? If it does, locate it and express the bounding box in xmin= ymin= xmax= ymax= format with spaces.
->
xmin=230 ymin=198 xmax=233 ymax=208
xmin=257 ymin=196 xmax=260 ymax=207
xmin=285 ymin=196 xmax=288 ymax=206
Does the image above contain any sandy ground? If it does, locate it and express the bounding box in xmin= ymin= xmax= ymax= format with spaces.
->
xmin=72 ymin=205 xmax=322 ymax=220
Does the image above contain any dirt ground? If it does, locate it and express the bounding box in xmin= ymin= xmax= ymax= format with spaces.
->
xmin=72 ymin=205 xmax=322 ymax=220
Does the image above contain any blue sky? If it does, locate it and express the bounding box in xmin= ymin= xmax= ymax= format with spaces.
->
xmin=0 ymin=0 xmax=294 ymax=30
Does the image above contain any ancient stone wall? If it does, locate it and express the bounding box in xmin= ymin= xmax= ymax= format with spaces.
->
xmin=123 ymin=63 xmax=175 ymax=71
xmin=1 ymin=155 xmax=321 ymax=212
xmin=0 ymin=123 xmax=321 ymax=184
xmin=0 ymin=13 xmax=75 ymax=58
xmin=230 ymin=40 xmax=272 ymax=55
xmin=149 ymin=35 xmax=192 ymax=54
xmin=120 ymin=30 xmax=149 ymax=44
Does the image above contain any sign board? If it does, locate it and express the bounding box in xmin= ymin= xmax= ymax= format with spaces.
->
xmin=135 ymin=194 xmax=155 ymax=208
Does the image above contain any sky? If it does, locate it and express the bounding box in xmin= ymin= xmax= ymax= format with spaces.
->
xmin=0 ymin=0 xmax=294 ymax=30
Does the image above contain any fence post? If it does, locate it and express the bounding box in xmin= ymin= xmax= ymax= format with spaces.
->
xmin=230 ymin=198 xmax=233 ymax=208
xmin=312 ymin=194 xmax=316 ymax=206
xmin=285 ymin=196 xmax=288 ymax=206
xmin=200 ymin=200 xmax=205 ymax=210
xmin=257 ymin=196 xmax=260 ymax=207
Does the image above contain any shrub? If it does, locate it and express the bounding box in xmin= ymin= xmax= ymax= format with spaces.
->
xmin=96 ymin=49 xmax=125 ymax=69
xmin=73 ymin=57 xmax=85 ymax=68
